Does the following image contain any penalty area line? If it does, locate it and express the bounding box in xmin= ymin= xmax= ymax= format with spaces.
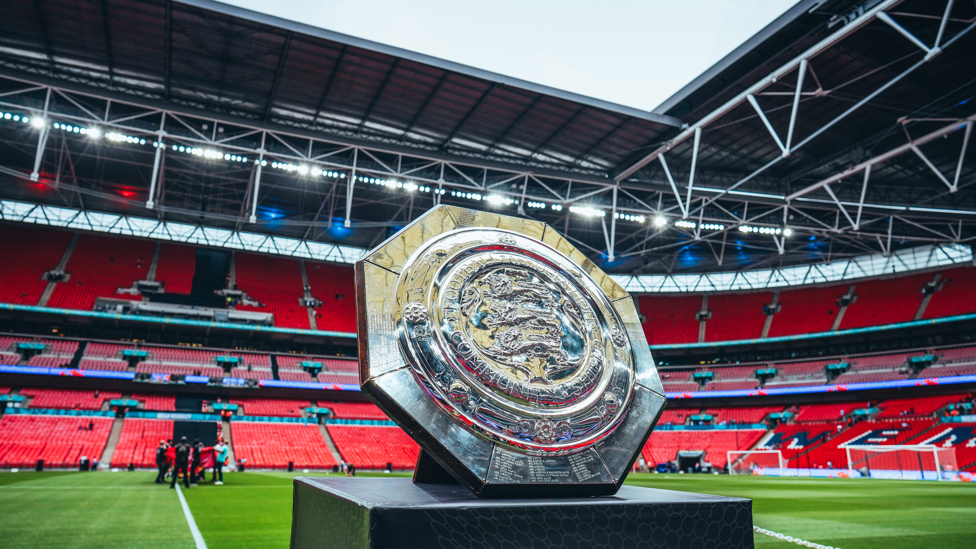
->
xmin=754 ymin=525 xmax=840 ymax=549
xmin=176 ymin=484 xmax=208 ymax=549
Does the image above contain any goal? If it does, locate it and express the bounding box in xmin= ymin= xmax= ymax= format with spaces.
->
xmin=845 ymin=445 xmax=958 ymax=481
xmin=727 ymin=450 xmax=783 ymax=475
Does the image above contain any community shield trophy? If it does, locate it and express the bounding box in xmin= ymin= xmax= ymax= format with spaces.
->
xmin=355 ymin=205 xmax=666 ymax=497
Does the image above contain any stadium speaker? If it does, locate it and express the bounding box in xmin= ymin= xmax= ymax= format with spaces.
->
xmin=36 ymin=459 xmax=43 ymax=472
xmin=288 ymin=462 xmax=294 ymax=472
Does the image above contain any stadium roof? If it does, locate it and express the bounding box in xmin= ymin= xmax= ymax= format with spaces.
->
xmin=0 ymin=0 xmax=681 ymax=174
xmin=0 ymin=0 xmax=974 ymax=276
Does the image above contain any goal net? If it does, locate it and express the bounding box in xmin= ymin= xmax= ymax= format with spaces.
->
xmin=727 ymin=450 xmax=783 ymax=475
xmin=846 ymin=445 xmax=958 ymax=481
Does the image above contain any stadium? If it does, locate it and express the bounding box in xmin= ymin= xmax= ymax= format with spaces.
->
xmin=0 ymin=0 xmax=974 ymax=547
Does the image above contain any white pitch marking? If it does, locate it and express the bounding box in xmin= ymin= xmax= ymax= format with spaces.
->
xmin=176 ymin=484 xmax=208 ymax=549
xmin=753 ymin=525 xmax=840 ymax=549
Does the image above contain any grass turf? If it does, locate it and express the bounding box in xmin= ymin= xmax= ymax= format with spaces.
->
xmin=0 ymin=471 xmax=973 ymax=548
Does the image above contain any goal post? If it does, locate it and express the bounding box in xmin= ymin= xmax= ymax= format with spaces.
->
xmin=845 ymin=445 xmax=958 ymax=481
xmin=727 ymin=449 xmax=784 ymax=475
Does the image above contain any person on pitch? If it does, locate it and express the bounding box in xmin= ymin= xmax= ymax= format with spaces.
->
xmin=170 ymin=437 xmax=191 ymax=489
xmin=190 ymin=438 xmax=203 ymax=486
xmin=154 ymin=440 xmax=168 ymax=484
xmin=212 ymin=440 xmax=228 ymax=485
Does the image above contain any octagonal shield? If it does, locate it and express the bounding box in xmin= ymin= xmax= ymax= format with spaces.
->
xmin=355 ymin=205 xmax=665 ymax=497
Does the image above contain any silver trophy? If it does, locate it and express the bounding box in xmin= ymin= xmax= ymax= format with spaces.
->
xmin=356 ymin=205 xmax=666 ymax=497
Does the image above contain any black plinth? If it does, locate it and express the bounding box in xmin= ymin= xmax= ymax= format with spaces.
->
xmin=291 ymin=477 xmax=754 ymax=549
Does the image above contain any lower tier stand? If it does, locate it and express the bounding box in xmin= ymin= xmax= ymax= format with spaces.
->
xmin=291 ymin=477 xmax=754 ymax=549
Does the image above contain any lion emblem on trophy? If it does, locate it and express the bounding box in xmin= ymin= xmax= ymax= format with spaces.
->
xmin=459 ymin=267 xmax=589 ymax=385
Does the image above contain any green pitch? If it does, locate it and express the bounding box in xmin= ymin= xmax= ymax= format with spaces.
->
xmin=0 ymin=471 xmax=973 ymax=548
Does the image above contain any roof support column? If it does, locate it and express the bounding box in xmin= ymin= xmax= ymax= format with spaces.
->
xmin=344 ymin=148 xmax=358 ymax=228
xmin=146 ymin=112 xmax=166 ymax=209
xmin=658 ymin=153 xmax=687 ymax=218
xmin=911 ymin=145 xmax=955 ymax=192
xmin=684 ymin=127 xmax=701 ymax=215
xmin=934 ymin=0 xmax=956 ymax=49
xmin=601 ymin=216 xmax=613 ymax=263
xmin=607 ymin=186 xmax=618 ymax=262
xmin=854 ymin=164 xmax=870 ymax=230
xmin=952 ymin=121 xmax=971 ymax=190
xmin=823 ymin=184 xmax=856 ymax=229
xmin=29 ymin=88 xmax=52 ymax=182
xmin=876 ymin=12 xmax=940 ymax=59
xmin=517 ymin=175 xmax=528 ymax=216
xmin=747 ymin=94 xmax=787 ymax=155
xmin=784 ymin=59 xmax=807 ymax=155
xmin=249 ymin=132 xmax=266 ymax=224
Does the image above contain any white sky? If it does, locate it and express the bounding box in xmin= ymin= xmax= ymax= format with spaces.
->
xmin=225 ymin=0 xmax=797 ymax=112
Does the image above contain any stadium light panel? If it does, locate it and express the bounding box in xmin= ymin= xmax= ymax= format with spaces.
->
xmin=675 ymin=220 xmax=696 ymax=229
xmin=31 ymin=117 xmax=46 ymax=129
xmin=739 ymin=225 xmax=782 ymax=235
xmin=570 ymin=205 xmax=605 ymax=218
xmin=653 ymin=215 xmax=667 ymax=227
xmin=613 ymin=212 xmax=645 ymax=223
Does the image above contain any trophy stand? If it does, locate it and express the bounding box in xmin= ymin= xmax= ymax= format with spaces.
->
xmin=290 ymin=474 xmax=754 ymax=549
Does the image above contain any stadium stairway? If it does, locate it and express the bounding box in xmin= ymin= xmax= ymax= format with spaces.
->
xmin=785 ymin=423 xmax=852 ymax=467
xmin=830 ymin=285 xmax=856 ymax=331
xmin=222 ymin=418 xmax=237 ymax=469
xmin=753 ymin=430 xmax=779 ymax=450
xmin=299 ymin=260 xmax=317 ymax=331
xmin=914 ymin=273 xmax=940 ymax=320
xmin=317 ymin=422 xmax=344 ymax=465
xmin=98 ymin=415 xmax=126 ymax=469
xmin=38 ymin=233 xmax=78 ymax=307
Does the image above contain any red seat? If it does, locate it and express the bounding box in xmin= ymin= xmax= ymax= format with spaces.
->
xmin=110 ymin=419 xmax=174 ymax=468
xmin=231 ymin=422 xmax=337 ymax=469
xmin=0 ymin=415 xmax=113 ymax=468
xmin=327 ymin=425 xmax=419 ymax=470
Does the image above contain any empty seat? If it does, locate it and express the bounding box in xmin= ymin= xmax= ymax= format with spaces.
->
xmin=0 ymin=415 xmax=113 ymax=468
xmin=327 ymin=425 xmax=419 ymax=470
xmin=231 ymin=422 xmax=336 ymax=469
xmin=110 ymin=419 xmax=175 ymax=468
